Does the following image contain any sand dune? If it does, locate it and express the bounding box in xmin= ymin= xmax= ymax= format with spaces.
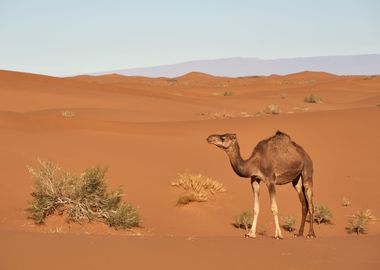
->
xmin=0 ymin=70 xmax=379 ymax=269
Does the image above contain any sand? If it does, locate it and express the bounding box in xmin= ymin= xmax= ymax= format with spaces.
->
xmin=0 ymin=70 xmax=379 ymax=269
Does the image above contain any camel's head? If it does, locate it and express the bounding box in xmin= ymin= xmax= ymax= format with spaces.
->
xmin=207 ymin=133 xmax=237 ymax=150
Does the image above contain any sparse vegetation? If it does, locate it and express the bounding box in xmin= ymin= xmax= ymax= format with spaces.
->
xmin=233 ymin=210 xmax=253 ymax=232
xmin=26 ymin=159 xmax=139 ymax=229
xmin=167 ymin=79 xmax=178 ymax=85
xmin=341 ymin=197 xmax=352 ymax=207
xmin=61 ymin=110 xmax=75 ymax=117
xmin=223 ymin=91 xmax=233 ymax=96
xmin=263 ymin=104 xmax=282 ymax=115
xmin=346 ymin=209 xmax=377 ymax=235
xmin=283 ymin=215 xmax=296 ymax=232
xmin=171 ymin=172 xmax=225 ymax=205
xmin=313 ymin=204 xmax=333 ymax=224
xmin=304 ymin=94 xmax=322 ymax=103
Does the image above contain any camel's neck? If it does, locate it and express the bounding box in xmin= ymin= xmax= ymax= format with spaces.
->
xmin=225 ymin=142 xmax=252 ymax=178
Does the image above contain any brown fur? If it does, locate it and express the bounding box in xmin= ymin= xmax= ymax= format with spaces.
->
xmin=207 ymin=131 xmax=316 ymax=239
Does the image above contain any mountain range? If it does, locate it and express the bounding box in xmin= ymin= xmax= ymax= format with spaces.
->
xmin=90 ymin=54 xmax=380 ymax=77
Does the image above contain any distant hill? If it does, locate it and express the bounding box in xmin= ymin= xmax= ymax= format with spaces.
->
xmin=90 ymin=54 xmax=380 ymax=77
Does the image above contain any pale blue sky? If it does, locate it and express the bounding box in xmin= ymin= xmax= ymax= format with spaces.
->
xmin=0 ymin=0 xmax=379 ymax=76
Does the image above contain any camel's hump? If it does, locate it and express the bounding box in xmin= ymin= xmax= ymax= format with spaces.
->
xmin=275 ymin=130 xmax=289 ymax=137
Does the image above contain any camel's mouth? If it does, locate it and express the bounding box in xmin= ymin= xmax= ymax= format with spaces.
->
xmin=207 ymin=135 xmax=221 ymax=145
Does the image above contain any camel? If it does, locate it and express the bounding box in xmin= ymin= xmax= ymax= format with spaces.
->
xmin=207 ymin=131 xmax=315 ymax=239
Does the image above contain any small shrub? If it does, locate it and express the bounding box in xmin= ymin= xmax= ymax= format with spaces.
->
xmin=341 ymin=197 xmax=351 ymax=207
xmin=172 ymin=172 xmax=225 ymax=205
xmin=61 ymin=110 xmax=75 ymax=117
xmin=283 ymin=215 xmax=296 ymax=232
xmin=26 ymin=160 xmax=139 ymax=229
xmin=233 ymin=210 xmax=253 ymax=232
xmin=346 ymin=209 xmax=377 ymax=235
xmin=263 ymin=104 xmax=281 ymax=115
xmin=313 ymin=204 xmax=333 ymax=224
xmin=223 ymin=91 xmax=233 ymax=96
xmin=304 ymin=94 xmax=322 ymax=103
xmin=106 ymin=203 xmax=140 ymax=230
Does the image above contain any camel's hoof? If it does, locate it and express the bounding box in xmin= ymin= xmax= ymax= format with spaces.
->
xmin=306 ymin=232 xmax=316 ymax=239
xmin=272 ymin=236 xmax=283 ymax=240
xmin=244 ymin=233 xmax=256 ymax=239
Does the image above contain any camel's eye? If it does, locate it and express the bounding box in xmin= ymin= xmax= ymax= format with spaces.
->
xmin=221 ymin=137 xmax=225 ymax=142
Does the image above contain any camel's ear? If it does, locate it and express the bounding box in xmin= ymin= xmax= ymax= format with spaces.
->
xmin=231 ymin=133 xmax=237 ymax=139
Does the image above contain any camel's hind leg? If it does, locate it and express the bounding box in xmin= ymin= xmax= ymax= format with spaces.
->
xmin=301 ymin=167 xmax=316 ymax=238
xmin=292 ymin=175 xmax=308 ymax=236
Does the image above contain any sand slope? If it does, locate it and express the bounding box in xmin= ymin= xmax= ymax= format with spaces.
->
xmin=0 ymin=70 xmax=379 ymax=269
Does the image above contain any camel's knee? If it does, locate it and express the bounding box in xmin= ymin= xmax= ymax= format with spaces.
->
xmin=271 ymin=206 xmax=279 ymax=216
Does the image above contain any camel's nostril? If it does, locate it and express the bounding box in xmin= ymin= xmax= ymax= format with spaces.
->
xmin=207 ymin=136 xmax=214 ymax=144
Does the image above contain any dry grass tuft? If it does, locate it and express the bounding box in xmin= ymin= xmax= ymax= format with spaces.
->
xmin=263 ymin=104 xmax=282 ymax=115
xmin=304 ymin=94 xmax=322 ymax=103
xmin=346 ymin=209 xmax=377 ymax=235
xmin=171 ymin=172 xmax=225 ymax=205
xmin=61 ymin=110 xmax=75 ymax=117
xmin=341 ymin=197 xmax=352 ymax=207
xmin=26 ymin=159 xmax=139 ymax=229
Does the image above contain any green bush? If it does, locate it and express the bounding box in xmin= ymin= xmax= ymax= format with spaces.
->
xmin=26 ymin=160 xmax=139 ymax=229
xmin=346 ymin=209 xmax=377 ymax=235
xmin=313 ymin=204 xmax=333 ymax=224
xmin=233 ymin=210 xmax=253 ymax=232
xmin=283 ymin=215 xmax=296 ymax=232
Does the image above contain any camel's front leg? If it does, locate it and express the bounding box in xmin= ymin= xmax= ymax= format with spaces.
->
xmin=269 ymin=183 xmax=283 ymax=239
xmin=246 ymin=179 xmax=260 ymax=238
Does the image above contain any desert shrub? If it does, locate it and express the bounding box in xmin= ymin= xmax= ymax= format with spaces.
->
xmin=171 ymin=172 xmax=225 ymax=205
xmin=233 ymin=210 xmax=253 ymax=232
xmin=263 ymin=104 xmax=281 ymax=115
xmin=346 ymin=209 xmax=377 ymax=235
xmin=26 ymin=159 xmax=139 ymax=229
xmin=223 ymin=91 xmax=233 ymax=96
xmin=341 ymin=197 xmax=352 ymax=207
xmin=61 ymin=110 xmax=75 ymax=117
xmin=313 ymin=204 xmax=333 ymax=224
xmin=106 ymin=203 xmax=140 ymax=230
xmin=283 ymin=215 xmax=296 ymax=232
xmin=304 ymin=94 xmax=322 ymax=103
